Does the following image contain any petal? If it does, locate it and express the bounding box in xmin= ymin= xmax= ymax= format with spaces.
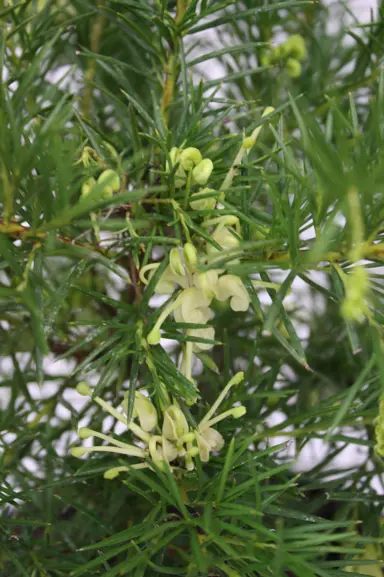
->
xmin=190 ymin=327 xmax=215 ymax=352
xmin=134 ymin=392 xmax=158 ymax=432
xmin=201 ymin=427 xmax=224 ymax=451
xmin=216 ymin=275 xmax=250 ymax=312
xmin=195 ymin=432 xmax=211 ymax=462
xmin=162 ymin=439 xmax=178 ymax=462
xmin=162 ymin=411 xmax=178 ymax=441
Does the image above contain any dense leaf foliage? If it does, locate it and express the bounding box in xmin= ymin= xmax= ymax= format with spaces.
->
xmin=0 ymin=1 xmax=383 ymax=576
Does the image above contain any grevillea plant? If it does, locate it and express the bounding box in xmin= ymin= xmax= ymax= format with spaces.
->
xmin=1 ymin=1 xmax=384 ymax=576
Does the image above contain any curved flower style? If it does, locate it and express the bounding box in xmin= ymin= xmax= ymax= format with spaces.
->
xmin=70 ymin=373 xmax=246 ymax=478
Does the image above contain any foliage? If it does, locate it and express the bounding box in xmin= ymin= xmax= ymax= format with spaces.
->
xmin=0 ymin=0 xmax=383 ymax=576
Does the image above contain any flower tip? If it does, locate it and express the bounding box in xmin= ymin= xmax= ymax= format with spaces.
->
xmin=243 ymin=136 xmax=255 ymax=150
xmin=232 ymin=406 xmax=246 ymax=419
xmin=71 ymin=447 xmax=86 ymax=457
xmin=104 ymin=467 xmax=121 ymax=480
xmin=78 ymin=427 xmax=93 ymax=439
xmin=262 ymin=106 xmax=275 ymax=117
xmin=76 ymin=382 xmax=91 ymax=396
xmin=229 ymin=371 xmax=244 ymax=387
xmin=147 ymin=328 xmax=161 ymax=345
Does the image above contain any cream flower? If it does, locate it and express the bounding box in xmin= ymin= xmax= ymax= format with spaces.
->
xmin=215 ymin=275 xmax=250 ymax=312
xmin=173 ymin=287 xmax=212 ymax=324
xmin=192 ymin=158 xmax=214 ymax=185
xmin=179 ymin=147 xmax=202 ymax=171
xmin=193 ymin=270 xmax=219 ymax=300
xmin=70 ymin=373 xmax=246 ymax=478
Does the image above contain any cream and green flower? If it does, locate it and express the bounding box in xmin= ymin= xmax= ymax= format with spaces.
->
xmin=70 ymin=373 xmax=246 ymax=477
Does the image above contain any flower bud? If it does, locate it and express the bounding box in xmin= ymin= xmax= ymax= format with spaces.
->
xmin=286 ymin=58 xmax=302 ymax=78
xmin=192 ymin=158 xmax=213 ymax=185
xmin=78 ymin=427 xmax=93 ymax=439
xmin=243 ymin=136 xmax=255 ymax=150
xmin=162 ymin=405 xmax=189 ymax=441
xmin=179 ymin=147 xmax=202 ymax=171
xmin=228 ymin=371 xmax=244 ymax=387
xmin=169 ymin=247 xmax=185 ymax=277
xmin=71 ymin=447 xmax=86 ymax=457
xmin=81 ymin=177 xmax=96 ymax=198
xmin=104 ymin=467 xmax=121 ymax=480
xmin=285 ymin=34 xmax=307 ymax=61
xmin=76 ymin=382 xmax=91 ymax=396
xmin=97 ymin=169 xmax=121 ymax=198
xmin=183 ymin=242 xmax=198 ymax=271
xmin=147 ymin=328 xmax=161 ymax=345
xmin=231 ymin=406 xmax=246 ymax=419
xmin=262 ymin=106 xmax=275 ymax=117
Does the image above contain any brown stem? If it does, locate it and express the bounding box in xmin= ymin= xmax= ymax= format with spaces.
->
xmin=160 ymin=1 xmax=188 ymax=125
xmin=81 ymin=5 xmax=105 ymax=118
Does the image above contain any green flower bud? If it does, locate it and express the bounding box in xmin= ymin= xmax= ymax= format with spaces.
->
xmin=285 ymin=34 xmax=307 ymax=61
xmin=262 ymin=106 xmax=275 ymax=117
xmin=78 ymin=427 xmax=93 ymax=439
xmin=104 ymin=467 xmax=121 ymax=480
xmin=169 ymin=247 xmax=185 ymax=277
xmin=97 ymin=169 xmax=121 ymax=198
xmin=231 ymin=406 xmax=246 ymax=419
xmin=183 ymin=242 xmax=198 ymax=271
xmin=71 ymin=447 xmax=86 ymax=457
xmin=81 ymin=177 xmax=96 ymax=198
xmin=192 ymin=158 xmax=213 ymax=186
xmin=179 ymin=147 xmax=202 ymax=171
xmin=228 ymin=371 xmax=245 ymax=387
xmin=76 ymin=382 xmax=91 ymax=396
xmin=286 ymin=58 xmax=302 ymax=78
xmin=147 ymin=328 xmax=161 ymax=345
xmin=243 ymin=136 xmax=255 ymax=150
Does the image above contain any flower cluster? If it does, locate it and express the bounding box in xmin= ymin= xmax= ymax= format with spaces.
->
xmin=261 ymin=34 xmax=307 ymax=78
xmin=81 ymin=169 xmax=121 ymax=200
xmin=140 ymin=213 xmax=251 ymax=379
xmin=167 ymin=146 xmax=214 ymax=188
xmin=70 ymin=373 xmax=246 ymax=477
